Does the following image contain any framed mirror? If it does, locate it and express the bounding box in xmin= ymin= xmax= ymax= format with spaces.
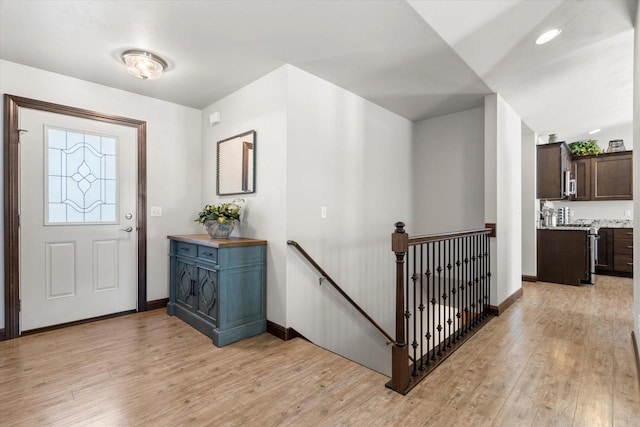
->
xmin=216 ymin=130 xmax=256 ymax=195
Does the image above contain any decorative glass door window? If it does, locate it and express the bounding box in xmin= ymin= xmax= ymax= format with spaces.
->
xmin=45 ymin=126 xmax=118 ymax=224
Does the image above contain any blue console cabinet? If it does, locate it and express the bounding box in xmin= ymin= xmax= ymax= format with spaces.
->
xmin=167 ymin=235 xmax=267 ymax=346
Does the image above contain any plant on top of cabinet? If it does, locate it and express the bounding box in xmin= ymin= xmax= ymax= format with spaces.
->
xmin=568 ymin=139 xmax=601 ymax=156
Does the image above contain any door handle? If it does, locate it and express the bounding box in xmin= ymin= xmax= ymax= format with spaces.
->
xmin=121 ymin=226 xmax=133 ymax=232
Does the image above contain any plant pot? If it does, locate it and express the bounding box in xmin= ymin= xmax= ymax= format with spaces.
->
xmin=204 ymin=220 xmax=235 ymax=239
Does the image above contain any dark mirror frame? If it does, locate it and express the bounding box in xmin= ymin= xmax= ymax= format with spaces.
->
xmin=216 ymin=129 xmax=256 ymax=196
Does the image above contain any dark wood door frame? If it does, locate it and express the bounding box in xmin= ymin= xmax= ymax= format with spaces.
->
xmin=3 ymin=94 xmax=148 ymax=340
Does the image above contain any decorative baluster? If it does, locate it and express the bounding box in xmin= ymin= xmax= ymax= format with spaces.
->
xmin=455 ymin=237 xmax=461 ymax=340
xmin=487 ymin=233 xmax=491 ymax=317
xmin=411 ymin=246 xmax=418 ymax=376
xmin=477 ymin=235 xmax=481 ymax=325
xmin=446 ymin=238 xmax=453 ymax=347
xmin=419 ymin=244 xmax=425 ymax=371
xmin=468 ymin=235 xmax=473 ymax=331
xmin=471 ymin=234 xmax=476 ymax=327
xmin=475 ymin=235 xmax=480 ymax=325
xmin=425 ymin=242 xmax=432 ymax=365
xmin=481 ymin=234 xmax=486 ymax=318
xmin=485 ymin=233 xmax=490 ymax=317
xmin=462 ymin=235 xmax=467 ymax=334
xmin=431 ymin=241 xmax=437 ymax=361
xmin=436 ymin=241 xmax=441 ymax=357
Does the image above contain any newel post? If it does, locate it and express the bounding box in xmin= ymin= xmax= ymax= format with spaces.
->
xmin=391 ymin=221 xmax=409 ymax=394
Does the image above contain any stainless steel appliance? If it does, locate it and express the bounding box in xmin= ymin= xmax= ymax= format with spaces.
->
xmin=588 ymin=227 xmax=599 ymax=279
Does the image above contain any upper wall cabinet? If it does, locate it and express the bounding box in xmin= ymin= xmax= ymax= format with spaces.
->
xmin=537 ymin=142 xmax=572 ymax=200
xmin=571 ymin=157 xmax=591 ymax=201
xmin=590 ymin=152 xmax=633 ymax=200
xmin=537 ymin=144 xmax=633 ymax=201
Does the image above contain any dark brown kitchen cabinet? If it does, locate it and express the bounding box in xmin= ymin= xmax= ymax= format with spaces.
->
xmin=596 ymin=227 xmax=633 ymax=277
xmin=591 ymin=153 xmax=633 ymax=200
xmin=613 ymin=228 xmax=633 ymax=274
xmin=537 ymin=142 xmax=571 ymax=200
xmin=537 ymin=229 xmax=589 ymax=285
xmin=571 ymin=158 xmax=591 ymax=201
xmin=538 ymin=145 xmax=633 ymax=201
xmin=595 ymin=228 xmax=613 ymax=270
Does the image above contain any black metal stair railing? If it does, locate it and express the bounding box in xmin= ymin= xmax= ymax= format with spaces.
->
xmin=389 ymin=222 xmax=493 ymax=395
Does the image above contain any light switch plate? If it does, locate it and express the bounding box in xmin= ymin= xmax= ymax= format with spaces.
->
xmin=150 ymin=206 xmax=162 ymax=217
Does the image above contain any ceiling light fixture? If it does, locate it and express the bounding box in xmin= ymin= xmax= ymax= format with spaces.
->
xmin=535 ymin=29 xmax=561 ymax=45
xmin=588 ymin=128 xmax=601 ymax=135
xmin=121 ymin=50 xmax=168 ymax=80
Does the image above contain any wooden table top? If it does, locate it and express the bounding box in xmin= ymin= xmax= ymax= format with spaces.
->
xmin=167 ymin=234 xmax=267 ymax=248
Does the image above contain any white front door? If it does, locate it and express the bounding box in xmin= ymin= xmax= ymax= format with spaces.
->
xmin=19 ymin=108 xmax=138 ymax=331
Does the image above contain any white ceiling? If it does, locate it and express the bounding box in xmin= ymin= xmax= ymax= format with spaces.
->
xmin=409 ymin=0 xmax=637 ymax=141
xmin=0 ymin=0 xmax=636 ymax=142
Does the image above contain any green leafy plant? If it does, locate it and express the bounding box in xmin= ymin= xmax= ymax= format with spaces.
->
xmin=568 ymin=139 xmax=601 ymax=156
xmin=195 ymin=198 xmax=244 ymax=225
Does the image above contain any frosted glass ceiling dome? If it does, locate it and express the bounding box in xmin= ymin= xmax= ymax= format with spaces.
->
xmin=121 ymin=50 xmax=168 ymax=80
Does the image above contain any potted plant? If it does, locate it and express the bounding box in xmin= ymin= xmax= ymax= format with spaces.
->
xmin=568 ymin=139 xmax=601 ymax=156
xmin=195 ymin=198 xmax=244 ymax=239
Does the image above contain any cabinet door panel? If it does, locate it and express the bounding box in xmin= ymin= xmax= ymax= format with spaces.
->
xmin=596 ymin=228 xmax=613 ymax=269
xmin=537 ymin=143 xmax=565 ymax=199
xmin=592 ymin=154 xmax=633 ymax=200
xmin=572 ymin=159 xmax=591 ymax=201
xmin=218 ymin=265 xmax=265 ymax=329
xmin=196 ymin=265 xmax=218 ymax=325
xmin=175 ymin=258 xmax=195 ymax=310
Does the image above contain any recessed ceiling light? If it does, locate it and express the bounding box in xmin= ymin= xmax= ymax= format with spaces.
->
xmin=121 ymin=50 xmax=168 ymax=80
xmin=588 ymin=128 xmax=601 ymax=135
xmin=535 ymin=29 xmax=561 ymax=45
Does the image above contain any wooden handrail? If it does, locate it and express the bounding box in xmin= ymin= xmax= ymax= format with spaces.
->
xmin=407 ymin=228 xmax=492 ymax=246
xmin=287 ymin=240 xmax=397 ymax=346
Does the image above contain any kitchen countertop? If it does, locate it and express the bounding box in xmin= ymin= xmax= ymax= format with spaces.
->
xmin=537 ymin=225 xmax=593 ymax=231
xmin=537 ymin=219 xmax=633 ymax=231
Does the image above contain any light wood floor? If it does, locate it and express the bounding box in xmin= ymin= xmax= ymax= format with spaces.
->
xmin=1 ymin=276 xmax=639 ymax=426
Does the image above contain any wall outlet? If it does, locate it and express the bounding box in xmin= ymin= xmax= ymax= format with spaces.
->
xmin=624 ymin=209 xmax=632 ymax=218
xmin=150 ymin=206 xmax=162 ymax=217
xmin=320 ymin=206 xmax=327 ymax=219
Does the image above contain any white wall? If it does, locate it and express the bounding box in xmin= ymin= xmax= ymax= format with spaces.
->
xmin=412 ymin=107 xmax=485 ymax=235
xmin=552 ymin=200 xmax=633 ymax=221
xmin=0 ymin=60 xmax=202 ymax=329
xmin=286 ymin=66 xmax=413 ymax=375
xmin=633 ymin=0 xmax=640 ymax=357
xmin=521 ymin=124 xmax=537 ymax=277
xmin=485 ymin=94 xmax=522 ymax=306
xmin=201 ymin=66 xmax=288 ymax=326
